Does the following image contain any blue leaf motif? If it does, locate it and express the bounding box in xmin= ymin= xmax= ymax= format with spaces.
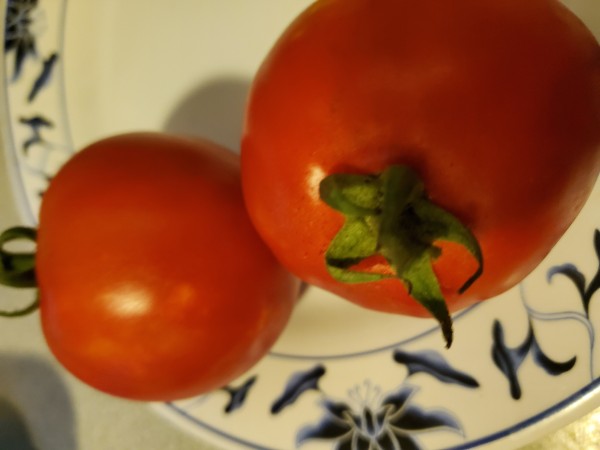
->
xmin=324 ymin=399 xmax=354 ymax=419
xmin=492 ymin=320 xmax=531 ymax=400
xmin=358 ymin=407 xmax=386 ymax=437
xmin=297 ymin=421 xmax=351 ymax=446
xmin=391 ymin=404 xmax=462 ymax=433
xmin=586 ymin=229 xmax=600 ymax=308
xmin=383 ymin=385 xmax=462 ymax=433
xmin=271 ymin=364 xmax=325 ymax=414
xmin=547 ymin=263 xmax=586 ymax=300
xmin=393 ymin=349 xmax=479 ymax=388
xmin=221 ymin=375 xmax=257 ymax=414
xmin=531 ymin=337 xmax=576 ymax=376
xmin=542 ymin=229 xmax=600 ymax=380
xmin=13 ymin=36 xmax=35 ymax=80
xmin=376 ymin=431 xmax=402 ymax=450
xmin=298 ymin=399 xmax=354 ymax=441
xmin=19 ymin=115 xmax=53 ymax=153
xmin=492 ymin=320 xmax=577 ymax=400
xmin=381 ymin=385 xmax=413 ymax=411
xmin=28 ymin=52 xmax=59 ymax=102
xmin=296 ymin=408 xmax=352 ymax=445
xmin=381 ymin=431 xmax=419 ymax=450
xmin=353 ymin=434 xmax=371 ymax=450
xmin=548 ymin=229 xmax=600 ymax=315
xmin=393 ymin=435 xmax=421 ymax=450
xmin=19 ymin=115 xmax=52 ymax=128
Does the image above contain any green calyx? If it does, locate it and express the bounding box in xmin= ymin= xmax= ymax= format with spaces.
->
xmin=0 ymin=226 xmax=40 ymax=317
xmin=319 ymin=165 xmax=483 ymax=348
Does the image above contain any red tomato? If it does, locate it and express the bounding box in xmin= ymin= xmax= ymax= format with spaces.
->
xmin=241 ymin=0 xmax=600 ymax=344
xmin=34 ymin=133 xmax=299 ymax=400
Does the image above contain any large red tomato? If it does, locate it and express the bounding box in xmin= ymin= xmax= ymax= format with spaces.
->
xmin=30 ymin=133 xmax=299 ymax=400
xmin=241 ymin=0 xmax=600 ymax=345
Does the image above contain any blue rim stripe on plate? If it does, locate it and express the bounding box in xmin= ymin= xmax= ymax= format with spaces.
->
xmin=163 ymin=402 xmax=281 ymax=450
xmin=443 ymin=377 xmax=600 ymax=450
xmin=268 ymin=304 xmax=481 ymax=360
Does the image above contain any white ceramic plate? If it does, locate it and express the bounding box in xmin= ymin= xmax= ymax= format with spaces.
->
xmin=2 ymin=1 xmax=600 ymax=449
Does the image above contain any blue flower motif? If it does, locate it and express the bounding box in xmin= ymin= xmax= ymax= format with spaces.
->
xmin=297 ymin=382 xmax=461 ymax=450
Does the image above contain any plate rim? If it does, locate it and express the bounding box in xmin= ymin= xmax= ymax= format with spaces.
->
xmin=2 ymin=1 xmax=599 ymax=449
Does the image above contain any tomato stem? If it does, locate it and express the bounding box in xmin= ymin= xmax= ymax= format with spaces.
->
xmin=0 ymin=295 xmax=39 ymax=317
xmin=319 ymin=165 xmax=483 ymax=348
xmin=0 ymin=226 xmax=39 ymax=317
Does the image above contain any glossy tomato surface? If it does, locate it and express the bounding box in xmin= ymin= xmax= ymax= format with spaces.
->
xmin=242 ymin=0 xmax=600 ymax=317
xmin=36 ymin=133 xmax=299 ymax=401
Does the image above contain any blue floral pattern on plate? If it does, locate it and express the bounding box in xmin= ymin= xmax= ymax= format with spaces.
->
xmin=3 ymin=0 xmax=72 ymax=223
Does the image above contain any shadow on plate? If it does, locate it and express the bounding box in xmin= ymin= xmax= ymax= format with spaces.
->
xmin=162 ymin=76 xmax=251 ymax=154
xmin=0 ymin=354 xmax=76 ymax=450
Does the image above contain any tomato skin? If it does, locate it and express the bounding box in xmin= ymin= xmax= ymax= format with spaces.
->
xmin=36 ymin=133 xmax=299 ymax=401
xmin=241 ymin=0 xmax=600 ymax=317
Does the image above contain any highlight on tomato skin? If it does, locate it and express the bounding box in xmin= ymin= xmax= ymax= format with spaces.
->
xmin=240 ymin=0 xmax=600 ymax=346
xmin=0 ymin=132 xmax=301 ymax=401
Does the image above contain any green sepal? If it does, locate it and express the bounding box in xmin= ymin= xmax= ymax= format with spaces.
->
xmin=411 ymin=199 xmax=483 ymax=293
xmin=326 ymin=216 xmax=376 ymax=265
xmin=325 ymin=214 xmax=391 ymax=283
xmin=319 ymin=165 xmax=483 ymax=348
xmin=319 ymin=173 xmax=382 ymax=216
xmin=402 ymin=252 xmax=454 ymax=348
xmin=327 ymin=266 xmax=391 ymax=284
xmin=321 ymin=174 xmax=390 ymax=283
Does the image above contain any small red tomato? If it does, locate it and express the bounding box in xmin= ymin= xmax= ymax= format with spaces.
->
xmin=33 ymin=133 xmax=299 ymax=400
xmin=241 ymin=0 xmax=600 ymax=345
